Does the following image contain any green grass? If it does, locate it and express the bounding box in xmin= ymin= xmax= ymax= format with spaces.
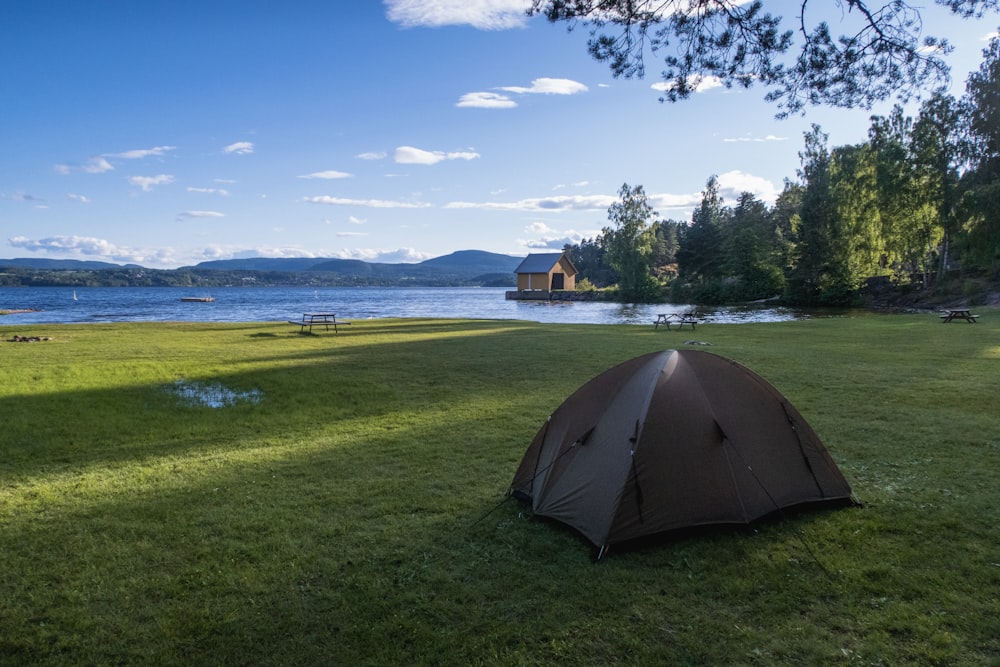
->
xmin=1 ymin=314 xmax=998 ymax=665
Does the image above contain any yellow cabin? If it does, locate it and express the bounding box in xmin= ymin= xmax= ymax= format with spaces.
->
xmin=514 ymin=252 xmax=578 ymax=292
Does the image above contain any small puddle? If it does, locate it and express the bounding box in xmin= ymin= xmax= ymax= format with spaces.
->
xmin=169 ymin=380 xmax=263 ymax=408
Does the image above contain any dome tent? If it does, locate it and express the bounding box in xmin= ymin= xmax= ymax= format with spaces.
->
xmin=510 ymin=349 xmax=854 ymax=556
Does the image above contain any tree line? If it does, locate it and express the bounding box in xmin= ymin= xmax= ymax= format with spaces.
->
xmin=563 ymin=36 xmax=1000 ymax=306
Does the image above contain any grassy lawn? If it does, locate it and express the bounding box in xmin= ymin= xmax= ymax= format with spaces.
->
xmin=1 ymin=313 xmax=998 ymax=665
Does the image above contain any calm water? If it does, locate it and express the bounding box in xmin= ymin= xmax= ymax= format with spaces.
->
xmin=0 ymin=286 xmax=803 ymax=326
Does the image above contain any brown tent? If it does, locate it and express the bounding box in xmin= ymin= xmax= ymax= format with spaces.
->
xmin=510 ymin=349 xmax=854 ymax=554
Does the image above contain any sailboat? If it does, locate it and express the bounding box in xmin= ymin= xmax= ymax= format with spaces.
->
xmin=72 ymin=290 xmax=78 ymax=301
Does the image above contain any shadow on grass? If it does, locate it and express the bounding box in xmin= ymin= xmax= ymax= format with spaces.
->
xmin=0 ymin=418 xmax=870 ymax=665
xmin=0 ymin=320 xmax=659 ymax=478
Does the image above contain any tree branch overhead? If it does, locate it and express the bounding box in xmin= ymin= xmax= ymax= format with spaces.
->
xmin=529 ymin=0 xmax=990 ymax=116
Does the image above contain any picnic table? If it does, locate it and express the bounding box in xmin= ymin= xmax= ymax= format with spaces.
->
xmin=654 ymin=313 xmax=698 ymax=330
xmin=289 ymin=312 xmax=351 ymax=333
xmin=940 ymin=309 xmax=978 ymax=323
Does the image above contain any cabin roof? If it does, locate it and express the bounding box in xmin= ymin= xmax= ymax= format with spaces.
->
xmin=514 ymin=252 xmax=576 ymax=275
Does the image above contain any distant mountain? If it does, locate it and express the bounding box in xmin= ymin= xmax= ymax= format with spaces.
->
xmin=0 ymin=250 xmax=525 ymax=287
xmin=0 ymin=250 xmax=524 ymax=274
xmin=186 ymin=250 xmax=524 ymax=277
xmin=301 ymin=258 xmax=394 ymax=274
xmin=0 ymin=258 xmax=144 ymax=270
xmin=186 ymin=257 xmax=330 ymax=272
xmin=418 ymin=250 xmax=524 ymax=274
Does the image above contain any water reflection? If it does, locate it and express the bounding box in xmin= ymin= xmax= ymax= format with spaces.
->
xmin=169 ymin=380 xmax=263 ymax=408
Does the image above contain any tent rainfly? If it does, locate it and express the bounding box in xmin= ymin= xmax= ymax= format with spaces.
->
xmin=510 ymin=349 xmax=854 ymax=556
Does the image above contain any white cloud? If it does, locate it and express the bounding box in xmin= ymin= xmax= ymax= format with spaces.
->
xmin=527 ymin=222 xmax=558 ymax=235
xmin=499 ymin=77 xmax=588 ymax=95
xmin=55 ymin=156 xmax=114 ymax=175
xmin=83 ymin=157 xmax=115 ymax=173
xmin=522 ymin=236 xmax=578 ymax=250
xmin=647 ymin=192 xmax=702 ymax=211
xmin=55 ymin=147 xmax=174 ymax=175
xmin=443 ymin=188 xmax=739 ymax=216
xmin=394 ymin=146 xmax=480 ymax=165
xmin=347 ymin=215 xmax=367 ymax=225
xmin=384 ymin=0 xmax=532 ymax=30
xmin=519 ymin=222 xmax=598 ymax=251
xmin=177 ymin=210 xmax=226 ymax=220
xmin=445 ymin=193 xmax=615 ymax=212
xmin=128 ymin=174 xmax=174 ymax=191
xmin=723 ymin=134 xmax=787 ymax=143
xmin=206 ymin=245 xmax=432 ymax=264
xmin=459 ymin=78 xmax=586 ymax=110
xmin=67 ymin=193 xmax=90 ymax=203
xmin=336 ymin=246 xmax=432 ymax=263
xmin=304 ymin=195 xmax=432 ymax=208
xmin=9 ymin=234 xmax=111 ymax=254
xmin=298 ymin=170 xmax=353 ymax=180
xmin=187 ymin=186 xmax=231 ymax=196
xmin=651 ymin=75 xmax=725 ymax=94
xmin=553 ymin=180 xmax=591 ymax=190
xmin=221 ymin=246 xmax=322 ymax=260
xmin=715 ymin=170 xmax=780 ymax=203
xmin=356 ymin=151 xmax=387 ymax=160
xmin=336 ymin=231 xmax=369 ymax=238
xmin=456 ymin=92 xmax=517 ymax=108
xmin=917 ymin=42 xmax=947 ymax=56
xmin=106 ymin=146 xmax=176 ymax=159
xmin=223 ymin=141 xmax=255 ymax=155
xmin=7 ymin=234 xmax=176 ymax=267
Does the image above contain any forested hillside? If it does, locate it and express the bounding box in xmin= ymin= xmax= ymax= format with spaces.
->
xmin=0 ymin=251 xmax=521 ymax=288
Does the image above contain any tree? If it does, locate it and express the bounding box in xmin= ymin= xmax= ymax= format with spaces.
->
xmin=869 ymin=105 xmax=921 ymax=280
xmin=786 ymin=125 xmax=837 ymax=304
xmin=677 ymin=175 xmax=726 ymax=280
xmin=722 ymin=192 xmax=785 ymax=299
xmin=958 ymin=34 xmax=1000 ymax=271
xmin=909 ymin=93 xmax=961 ymax=281
xmin=651 ymin=219 xmax=681 ymax=276
xmin=828 ymin=142 xmax=884 ymax=287
xmin=770 ymin=180 xmax=804 ymax=250
xmin=529 ymin=0 xmax=988 ymax=117
xmin=603 ymin=183 xmax=661 ymax=301
xmin=868 ymin=97 xmax=960 ymax=284
xmin=563 ymin=236 xmax=616 ymax=286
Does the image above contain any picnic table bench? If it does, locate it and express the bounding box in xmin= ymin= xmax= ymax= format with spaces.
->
xmin=289 ymin=312 xmax=351 ymax=333
xmin=654 ymin=313 xmax=698 ymax=330
xmin=940 ymin=309 xmax=978 ymax=323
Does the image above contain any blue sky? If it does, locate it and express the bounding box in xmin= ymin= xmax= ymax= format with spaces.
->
xmin=1 ymin=1 xmax=996 ymax=268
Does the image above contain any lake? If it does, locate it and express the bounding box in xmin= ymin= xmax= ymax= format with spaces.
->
xmin=0 ymin=286 xmax=804 ymax=326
